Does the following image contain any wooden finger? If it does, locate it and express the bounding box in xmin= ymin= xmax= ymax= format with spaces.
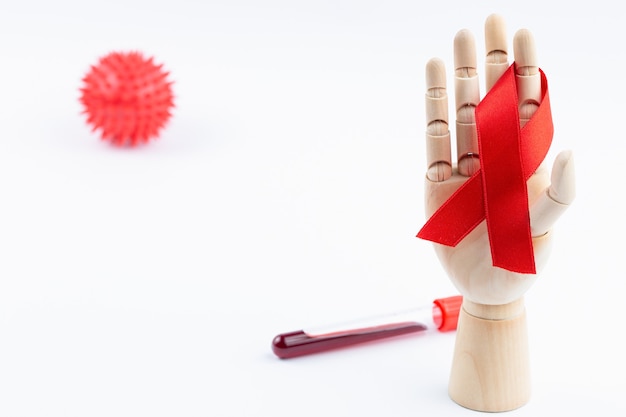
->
xmin=530 ymin=151 xmax=576 ymax=237
xmin=425 ymin=58 xmax=452 ymax=182
xmin=454 ymin=29 xmax=480 ymax=177
xmin=513 ymin=29 xmax=541 ymax=127
xmin=484 ymin=14 xmax=508 ymax=92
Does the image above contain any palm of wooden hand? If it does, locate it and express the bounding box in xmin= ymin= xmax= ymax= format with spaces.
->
xmin=425 ymin=169 xmax=552 ymax=305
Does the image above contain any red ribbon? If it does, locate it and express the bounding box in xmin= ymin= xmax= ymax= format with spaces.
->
xmin=417 ymin=64 xmax=553 ymax=274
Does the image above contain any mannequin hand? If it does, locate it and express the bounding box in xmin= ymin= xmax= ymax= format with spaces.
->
xmin=421 ymin=15 xmax=575 ymax=305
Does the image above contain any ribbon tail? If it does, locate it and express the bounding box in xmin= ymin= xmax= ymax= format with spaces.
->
xmin=417 ymin=173 xmax=485 ymax=246
xmin=476 ymin=65 xmax=536 ymax=274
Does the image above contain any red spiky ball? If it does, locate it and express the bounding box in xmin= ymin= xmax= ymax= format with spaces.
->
xmin=80 ymin=51 xmax=174 ymax=146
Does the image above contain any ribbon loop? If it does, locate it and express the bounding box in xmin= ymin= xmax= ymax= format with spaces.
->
xmin=417 ymin=64 xmax=553 ymax=274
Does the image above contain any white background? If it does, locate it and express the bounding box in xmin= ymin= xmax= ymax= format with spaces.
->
xmin=0 ymin=1 xmax=623 ymax=415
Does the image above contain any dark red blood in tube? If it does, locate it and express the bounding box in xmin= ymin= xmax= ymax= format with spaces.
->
xmin=272 ymin=322 xmax=427 ymax=359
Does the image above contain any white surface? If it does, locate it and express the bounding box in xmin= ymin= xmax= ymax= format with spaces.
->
xmin=0 ymin=1 xmax=623 ymax=415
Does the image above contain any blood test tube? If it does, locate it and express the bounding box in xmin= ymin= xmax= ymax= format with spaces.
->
xmin=272 ymin=295 xmax=462 ymax=359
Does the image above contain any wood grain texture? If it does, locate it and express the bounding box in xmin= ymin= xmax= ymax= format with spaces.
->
xmin=448 ymin=300 xmax=530 ymax=412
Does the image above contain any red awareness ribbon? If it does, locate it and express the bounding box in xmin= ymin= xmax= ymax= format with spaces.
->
xmin=417 ymin=63 xmax=553 ymax=274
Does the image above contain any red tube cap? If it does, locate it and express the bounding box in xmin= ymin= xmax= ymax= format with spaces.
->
xmin=433 ymin=295 xmax=463 ymax=332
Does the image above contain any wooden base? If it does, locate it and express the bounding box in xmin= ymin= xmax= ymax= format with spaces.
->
xmin=448 ymin=298 xmax=530 ymax=412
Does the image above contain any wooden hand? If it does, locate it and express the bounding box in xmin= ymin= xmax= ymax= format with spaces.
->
xmin=422 ymin=14 xmax=575 ymax=411
xmin=423 ymin=14 xmax=575 ymax=306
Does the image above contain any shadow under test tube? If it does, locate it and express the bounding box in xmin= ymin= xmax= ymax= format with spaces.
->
xmin=272 ymin=295 xmax=462 ymax=359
